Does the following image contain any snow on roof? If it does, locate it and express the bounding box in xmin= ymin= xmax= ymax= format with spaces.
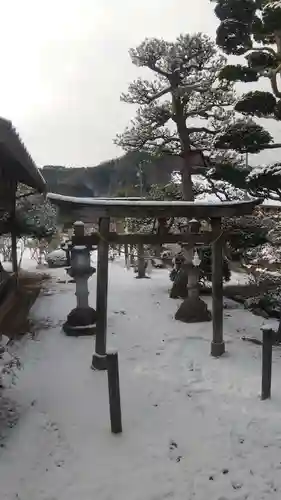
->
xmin=47 ymin=192 xmax=260 ymax=209
xmin=47 ymin=192 xmax=261 ymax=222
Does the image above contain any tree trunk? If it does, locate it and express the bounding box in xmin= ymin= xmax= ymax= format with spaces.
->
xmin=181 ymin=152 xmax=196 ymax=300
xmin=153 ymin=245 xmax=161 ymax=258
xmin=182 ymin=160 xmax=194 ymax=201
xmin=137 ymin=243 xmax=146 ymax=278
xmin=171 ymin=92 xmax=208 ymax=321
xmin=130 ymin=245 xmax=135 ymax=265
xmin=171 ymin=92 xmax=194 ymax=202
xmin=154 ymin=218 xmax=167 ymax=259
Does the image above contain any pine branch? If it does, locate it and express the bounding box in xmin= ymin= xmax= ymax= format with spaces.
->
xmin=146 ymin=62 xmax=170 ymax=78
xmin=218 ymin=143 xmax=281 ymax=153
xmin=271 ymin=63 xmax=281 ymax=98
xmin=187 ymin=127 xmax=217 ymax=135
xmin=148 ymin=86 xmax=172 ymax=102
xmin=248 ymin=46 xmax=277 ymax=57
xmin=16 ymin=190 xmax=37 ymax=199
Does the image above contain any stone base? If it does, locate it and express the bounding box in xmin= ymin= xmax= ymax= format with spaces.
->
xmin=211 ymin=341 xmax=225 ymax=357
xmin=63 ymin=307 xmax=97 ymax=337
xmin=175 ymin=296 xmax=212 ymax=323
xmin=135 ymin=275 xmax=151 ymax=279
xmin=63 ymin=323 xmax=96 ymax=336
xmin=91 ymin=353 xmax=107 ymax=371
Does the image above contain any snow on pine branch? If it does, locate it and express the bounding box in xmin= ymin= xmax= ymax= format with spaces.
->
xmin=247 ymin=163 xmax=281 ymax=181
xmin=247 ymin=163 xmax=281 ymax=200
xmin=192 ymin=175 xmax=250 ymax=202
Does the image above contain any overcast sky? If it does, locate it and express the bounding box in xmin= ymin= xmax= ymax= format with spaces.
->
xmin=1 ymin=0 xmax=281 ymax=167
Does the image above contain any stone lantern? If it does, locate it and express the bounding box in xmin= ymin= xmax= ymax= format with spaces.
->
xmin=175 ymin=218 xmax=211 ymax=323
xmin=63 ymin=221 xmax=97 ymax=336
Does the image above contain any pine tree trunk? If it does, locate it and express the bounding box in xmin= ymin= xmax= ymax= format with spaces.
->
xmin=171 ymin=92 xmax=199 ymax=302
xmin=182 ymin=160 xmax=194 ymax=202
xmin=181 ymin=148 xmax=196 ymax=300
xmin=154 ymin=245 xmax=161 ymax=258
xmin=130 ymin=245 xmax=135 ymax=265
xmin=171 ymin=92 xmax=194 ymax=202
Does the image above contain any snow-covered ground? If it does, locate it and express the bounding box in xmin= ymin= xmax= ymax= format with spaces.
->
xmin=1 ymin=247 xmax=42 ymax=273
xmin=1 ymin=258 xmax=281 ymax=499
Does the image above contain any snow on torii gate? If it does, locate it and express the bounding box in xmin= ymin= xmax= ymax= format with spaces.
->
xmin=48 ymin=193 xmax=261 ymax=371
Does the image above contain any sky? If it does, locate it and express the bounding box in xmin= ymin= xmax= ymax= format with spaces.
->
xmin=0 ymin=0 xmax=281 ymax=168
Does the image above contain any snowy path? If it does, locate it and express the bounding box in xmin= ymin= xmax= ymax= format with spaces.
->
xmin=1 ymin=260 xmax=281 ymax=499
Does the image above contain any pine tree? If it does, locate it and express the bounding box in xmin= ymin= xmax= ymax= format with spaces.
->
xmin=116 ymin=32 xmax=273 ymax=202
xmin=212 ymin=0 xmax=281 ymax=147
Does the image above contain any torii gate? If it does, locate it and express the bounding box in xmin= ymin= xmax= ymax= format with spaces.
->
xmin=48 ymin=193 xmax=261 ymax=371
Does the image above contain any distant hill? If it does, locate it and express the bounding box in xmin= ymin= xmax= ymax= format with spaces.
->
xmin=42 ymin=152 xmax=181 ymax=198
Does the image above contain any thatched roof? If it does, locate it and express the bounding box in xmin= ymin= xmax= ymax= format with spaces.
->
xmin=0 ymin=118 xmax=45 ymax=192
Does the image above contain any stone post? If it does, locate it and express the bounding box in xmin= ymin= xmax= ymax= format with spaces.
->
xmin=261 ymin=328 xmax=273 ymax=400
xmin=211 ymin=217 xmax=225 ymax=356
xmin=92 ymin=217 xmax=110 ymax=370
xmin=137 ymin=242 xmax=146 ymax=278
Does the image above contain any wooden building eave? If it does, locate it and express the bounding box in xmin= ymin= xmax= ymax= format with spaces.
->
xmin=0 ymin=118 xmax=46 ymax=193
